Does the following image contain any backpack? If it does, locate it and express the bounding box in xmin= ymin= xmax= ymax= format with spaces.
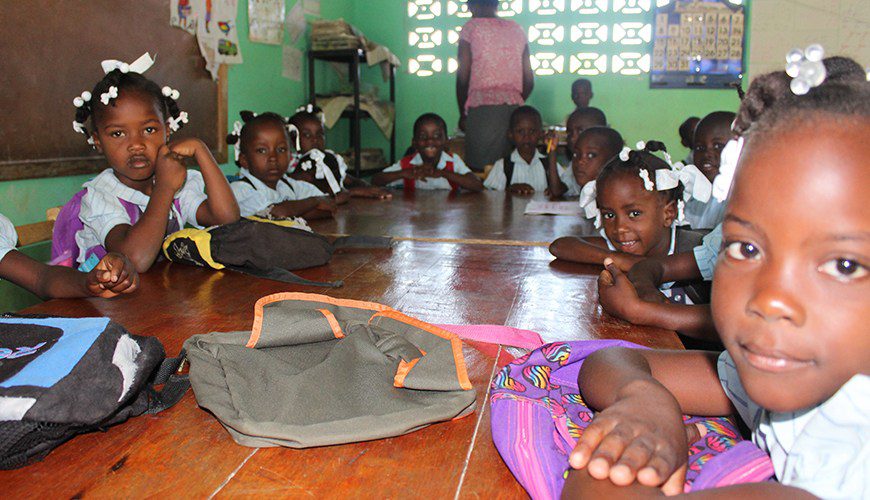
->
xmin=184 ymin=292 xmax=477 ymax=448
xmin=162 ymin=217 xmax=342 ymax=287
xmin=399 ymin=155 xmax=458 ymax=192
xmin=51 ymin=188 xmax=182 ymax=268
xmin=0 ymin=315 xmax=188 ymax=469
xmin=490 ymin=339 xmax=775 ymax=499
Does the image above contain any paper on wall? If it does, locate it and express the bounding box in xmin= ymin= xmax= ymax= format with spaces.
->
xmin=285 ymin=1 xmax=307 ymax=44
xmin=303 ymin=0 xmax=321 ymax=17
xmin=248 ymin=0 xmax=285 ymax=45
xmin=170 ymin=0 xmax=198 ymax=34
xmin=282 ymin=45 xmax=303 ymax=81
xmin=196 ymin=0 xmax=243 ymax=79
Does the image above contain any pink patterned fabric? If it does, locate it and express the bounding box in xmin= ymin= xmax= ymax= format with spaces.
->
xmin=460 ymin=17 xmax=527 ymax=111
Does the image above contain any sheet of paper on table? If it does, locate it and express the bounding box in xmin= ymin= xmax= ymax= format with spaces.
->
xmin=524 ymin=201 xmax=582 ymax=216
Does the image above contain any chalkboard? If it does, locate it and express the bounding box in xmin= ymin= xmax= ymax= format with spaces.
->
xmin=0 ymin=0 xmax=227 ymax=181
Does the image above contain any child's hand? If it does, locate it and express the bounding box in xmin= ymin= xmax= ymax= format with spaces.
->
xmin=413 ymin=166 xmax=437 ymax=180
xmin=316 ymin=197 xmax=338 ymax=215
xmin=509 ymin=183 xmax=536 ymax=195
xmin=351 ymin=186 xmax=393 ymax=200
xmin=598 ymin=258 xmax=645 ymax=322
xmin=167 ymin=137 xmax=206 ymax=159
xmin=334 ymin=190 xmax=351 ymax=205
xmin=86 ymin=253 xmax=139 ymax=298
xmin=155 ymin=144 xmax=188 ymax=192
xmin=568 ymin=388 xmax=691 ymax=495
xmin=545 ymin=130 xmax=558 ymax=157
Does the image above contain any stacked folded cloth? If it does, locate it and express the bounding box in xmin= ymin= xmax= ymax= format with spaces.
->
xmin=310 ymin=19 xmax=360 ymax=51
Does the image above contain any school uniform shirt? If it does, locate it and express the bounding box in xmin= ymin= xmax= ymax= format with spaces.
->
xmin=693 ymin=223 xmax=723 ymax=281
xmin=231 ymin=168 xmax=324 ymax=217
xmin=484 ymin=150 xmax=549 ymax=192
xmin=558 ymin=163 xmax=581 ymax=196
xmin=718 ymin=352 xmax=870 ymax=498
xmin=75 ymin=169 xmax=207 ymax=265
xmin=382 ymin=152 xmax=472 ymax=190
xmin=0 ymin=214 xmax=18 ymax=263
xmin=684 ymin=197 xmax=727 ymax=231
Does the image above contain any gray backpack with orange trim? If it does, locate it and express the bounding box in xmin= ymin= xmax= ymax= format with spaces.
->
xmin=183 ymin=293 xmax=477 ymax=448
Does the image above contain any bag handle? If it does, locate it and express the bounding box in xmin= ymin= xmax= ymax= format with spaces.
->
xmin=143 ymin=352 xmax=190 ymax=415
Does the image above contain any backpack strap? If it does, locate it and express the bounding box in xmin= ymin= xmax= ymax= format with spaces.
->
xmin=143 ymin=352 xmax=191 ymax=415
xmin=400 ymin=155 xmax=416 ymax=193
xmin=503 ymin=154 xmax=516 ymax=187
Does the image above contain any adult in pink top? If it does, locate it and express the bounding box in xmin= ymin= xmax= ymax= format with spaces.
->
xmin=457 ymin=0 xmax=534 ymax=172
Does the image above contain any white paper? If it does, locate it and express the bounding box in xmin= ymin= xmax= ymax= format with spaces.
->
xmin=303 ymin=0 xmax=321 ymax=16
xmin=285 ymin=1 xmax=307 ymax=44
xmin=282 ymin=45 xmax=303 ymax=81
xmin=170 ymin=0 xmax=198 ymax=34
xmin=524 ymin=201 xmax=582 ymax=216
xmin=196 ymin=0 xmax=243 ymax=79
xmin=248 ymin=0 xmax=285 ymax=45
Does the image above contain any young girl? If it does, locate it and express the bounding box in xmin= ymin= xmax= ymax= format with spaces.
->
xmin=550 ymin=143 xmax=708 ymax=304
xmin=549 ymin=126 xmax=623 ymax=198
xmin=0 ymin=214 xmax=138 ymax=299
xmin=372 ymin=113 xmax=484 ymax=192
xmin=227 ymin=111 xmax=336 ymax=220
xmin=682 ymin=111 xmax=735 ymax=230
xmin=67 ymin=54 xmax=239 ymax=273
xmin=563 ymin=81 xmax=869 ymax=499
xmin=286 ymin=107 xmax=392 ymax=201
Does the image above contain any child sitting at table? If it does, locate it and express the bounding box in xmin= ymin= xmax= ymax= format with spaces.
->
xmin=683 ymin=111 xmax=735 ymax=230
xmin=62 ymin=53 xmax=240 ymax=273
xmin=227 ymin=111 xmax=336 ymax=220
xmin=548 ymin=126 xmax=623 ymax=198
xmin=372 ymin=113 xmax=484 ymax=192
xmin=485 ymin=106 xmax=558 ymax=195
xmin=563 ymin=79 xmax=870 ymax=499
xmin=287 ymin=105 xmax=392 ymax=201
xmin=0 ymin=214 xmax=138 ymax=299
xmin=550 ymin=142 xmax=707 ymax=304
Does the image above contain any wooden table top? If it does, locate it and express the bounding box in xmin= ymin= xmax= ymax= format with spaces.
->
xmin=8 ymin=193 xmax=680 ymax=498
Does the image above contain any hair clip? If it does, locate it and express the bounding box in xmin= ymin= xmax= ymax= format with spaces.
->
xmin=785 ymin=44 xmax=826 ymax=96
xmin=638 ymin=169 xmax=654 ymax=191
xmin=162 ymin=86 xmax=181 ymax=100
xmin=100 ymin=86 xmax=118 ymax=105
xmin=101 ymin=52 xmax=155 ymax=75
xmin=167 ymin=111 xmax=189 ymax=132
xmin=618 ymin=146 xmax=631 ymax=162
xmin=578 ymin=180 xmax=601 ymax=227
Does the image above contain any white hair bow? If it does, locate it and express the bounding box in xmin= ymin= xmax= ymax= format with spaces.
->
xmin=712 ymin=137 xmax=744 ymax=202
xmin=301 ymin=149 xmax=342 ymax=194
xmin=286 ymin=124 xmax=301 ymax=151
xmin=231 ymin=120 xmax=244 ymax=161
xmin=655 ymin=162 xmax=712 ymax=203
xmin=101 ymin=52 xmax=156 ymax=75
xmin=578 ymin=180 xmax=602 ymax=228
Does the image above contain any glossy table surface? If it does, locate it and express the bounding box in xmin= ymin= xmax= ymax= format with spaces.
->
xmin=9 ymin=192 xmax=680 ymax=498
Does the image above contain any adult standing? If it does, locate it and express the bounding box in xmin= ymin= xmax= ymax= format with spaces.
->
xmin=457 ymin=0 xmax=534 ymax=172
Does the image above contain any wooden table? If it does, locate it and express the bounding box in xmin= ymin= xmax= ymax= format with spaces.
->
xmin=8 ymin=192 xmax=680 ymax=498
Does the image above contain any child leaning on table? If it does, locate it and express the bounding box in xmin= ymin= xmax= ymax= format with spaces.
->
xmin=65 ymin=53 xmax=239 ymax=273
xmin=0 ymin=214 xmax=137 ymax=299
xmin=372 ymin=113 xmax=484 ymax=192
xmin=227 ymin=111 xmax=336 ymax=220
xmin=561 ymin=80 xmax=870 ymax=499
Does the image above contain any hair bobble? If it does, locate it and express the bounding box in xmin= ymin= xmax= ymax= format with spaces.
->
xmin=618 ymin=146 xmax=631 ymax=162
xmin=167 ymin=111 xmax=189 ymax=132
xmin=72 ymin=121 xmax=86 ymax=134
xmin=162 ymin=86 xmax=181 ymax=100
xmin=296 ymin=104 xmax=315 ymax=114
xmin=786 ymin=44 xmax=827 ymax=96
xmin=638 ymin=169 xmax=654 ymax=191
xmin=100 ymin=86 xmax=118 ymax=105
xmin=229 ymin=120 xmax=244 ymax=161
xmin=677 ymin=199 xmax=686 ymax=224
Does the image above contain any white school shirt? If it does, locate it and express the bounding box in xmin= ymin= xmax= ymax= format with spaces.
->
xmin=718 ymin=352 xmax=869 ymax=498
xmin=558 ymin=163 xmax=581 ymax=196
xmin=231 ymin=168 xmax=324 ymax=217
xmin=693 ymin=223 xmax=723 ymax=281
xmin=484 ymin=150 xmax=549 ymax=192
xmin=382 ymin=151 xmax=472 ymax=190
xmin=684 ymin=197 xmax=727 ymax=231
xmin=75 ymin=169 xmax=208 ymax=265
xmin=0 ymin=214 xmax=18 ymax=263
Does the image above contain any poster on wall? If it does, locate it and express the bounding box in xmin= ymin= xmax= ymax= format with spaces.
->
xmin=170 ymin=0 xmax=198 ymax=34
xmin=248 ymin=0 xmax=286 ymax=45
xmin=197 ymin=0 xmax=244 ymax=79
xmin=650 ymin=0 xmax=746 ymax=89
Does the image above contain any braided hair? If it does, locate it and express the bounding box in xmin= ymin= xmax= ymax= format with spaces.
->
xmin=74 ymin=70 xmax=184 ymax=144
xmin=226 ymin=111 xmax=291 ymax=166
xmin=597 ymin=141 xmax=683 ymax=206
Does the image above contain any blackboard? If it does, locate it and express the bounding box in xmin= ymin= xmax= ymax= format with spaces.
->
xmin=0 ymin=0 xmax=227 ymax=181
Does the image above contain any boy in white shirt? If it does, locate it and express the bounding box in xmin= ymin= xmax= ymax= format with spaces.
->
xmin=484 ymin=106 xmax=557 ymax=194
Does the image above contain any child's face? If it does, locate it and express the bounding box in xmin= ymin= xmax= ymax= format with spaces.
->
xmin=597 ymin=172 xmax=675 ymax=257
xmin=572 ymin=84 xmax=592 ymax=108
xmin=91 ymin=90 xmax=168 ymax=189
xmin=566 ymin=114 xmax=602 ymax=151
xmin=413 ymin=119 xmax=447 ymax=164
xmin=508 ymin=115 xmax=543 ymax=159
xmin=573 ymin=134 xmax=614 ymax=186
xmin=692 ymin=120 xmax=731 ymax=182
xmin=712 ymin=123 xmax=870 ymax=413
xmin=239 ymin=121 xmax=291 ymax=188
xmin=297 ymin=118 xmax=325 ymax=153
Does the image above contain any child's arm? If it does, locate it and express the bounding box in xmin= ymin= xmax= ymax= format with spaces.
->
xmin=627 ymin=253 xmax=704 ymax=303
xmin=174 ymin=139 xmax=239 ymax=226
xmin=342 ymin=173 xmax=393 ymax=199
xmin=521 ymin=43 xmax=534 ymax=100
xmin=435 ymin=169 xmax=484 ymax=192
xmin=550 ymin=237 xmax=644 ymax=271
xmin=545 ymin=133 xmax=568 ymax=198
xmin=372 ymin=168 xmax=415 ymax=187
xmin=599 ymin=259 xmax=718 ymax=341
xmin=0 ymin=251 xmax=138 ymax=299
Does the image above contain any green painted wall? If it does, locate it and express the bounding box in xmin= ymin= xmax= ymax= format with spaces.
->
xmin=345 ymin=1 xmax=752 ymax=162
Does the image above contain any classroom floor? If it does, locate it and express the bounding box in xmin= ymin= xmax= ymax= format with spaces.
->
xmin=7 ymin=192 xmax=682 ymax=497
